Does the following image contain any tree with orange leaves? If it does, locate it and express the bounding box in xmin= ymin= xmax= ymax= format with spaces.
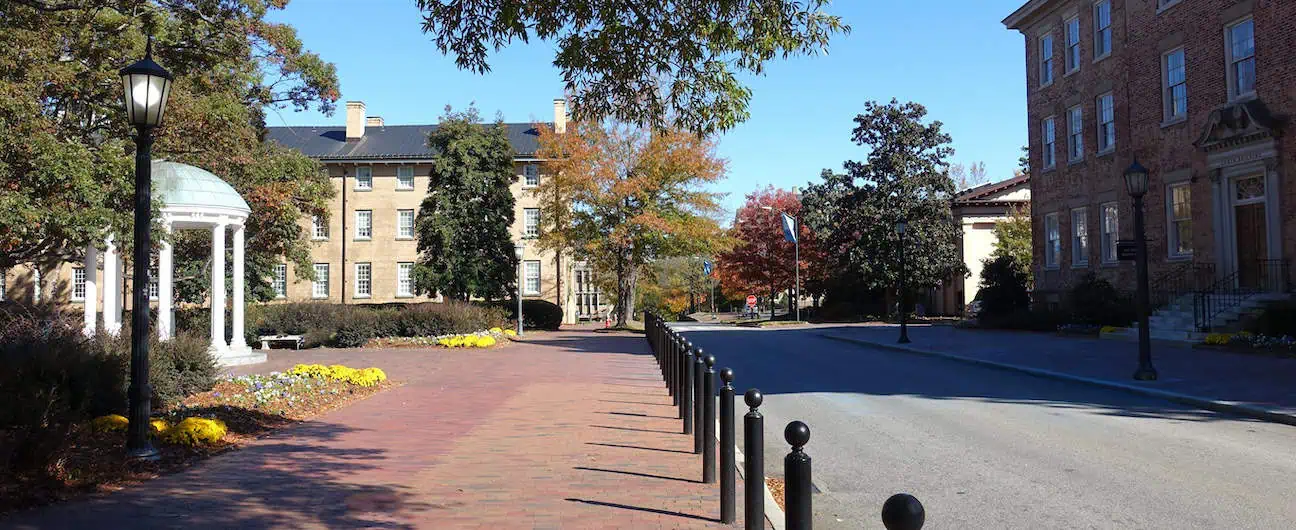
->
xmin=536 ymin=121 xmax=728 ymax=325
xmin=715 ymin=186 xmax=826 ymax=318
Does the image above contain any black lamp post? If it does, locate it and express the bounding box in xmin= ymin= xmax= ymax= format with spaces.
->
xmin=1124 ymin=159 xmax=1157 ymax=381
xmin=119 ymin=36 xmax=173 ymax=460
xmin=896 ymin=219 xmax=911 ymax=344
xmin=515 ymin=244 xmax=525 ymax=336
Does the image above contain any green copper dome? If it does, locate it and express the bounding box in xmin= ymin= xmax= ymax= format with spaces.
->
xmin=152 ymin=161 xmax=250 ymax=215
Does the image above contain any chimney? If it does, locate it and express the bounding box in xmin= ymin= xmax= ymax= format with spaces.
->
xmin=346 ymin=101 xmax=366 ymax=140
xmin=366 ymin=116 xmax=384 ymax=127
xmin=553 ymin=98 xmax=567 ymax=134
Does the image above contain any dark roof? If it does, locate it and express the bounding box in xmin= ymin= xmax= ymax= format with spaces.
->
xmin=954 ymin=174 xmax=1030 ymax=204
xmin=265 ymin=123 xmax=545 ymax=160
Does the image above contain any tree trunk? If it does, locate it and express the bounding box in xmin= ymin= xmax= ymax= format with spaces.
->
xmin=613 ymin=248 xmax=637 ymax=327
xmin=554 ymin=252 xmax=564 ymax=318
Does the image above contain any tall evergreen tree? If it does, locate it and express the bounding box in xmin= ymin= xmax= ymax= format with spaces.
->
xmin=414 ymin=105 xmax=518 ymax=301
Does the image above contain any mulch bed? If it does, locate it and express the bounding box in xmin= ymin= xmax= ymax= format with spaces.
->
xmin=1 ymin=376 xmax=393 ymax=515
xmin=767 ymin=476 xmax=786 ymax=511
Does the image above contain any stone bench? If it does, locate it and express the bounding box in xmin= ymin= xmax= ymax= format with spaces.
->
xmin=259 ymin=334 xmax=304 ymax=350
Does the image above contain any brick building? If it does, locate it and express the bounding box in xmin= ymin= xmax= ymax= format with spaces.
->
xmin=1003 ymin=0 xmax=1294 ymax=308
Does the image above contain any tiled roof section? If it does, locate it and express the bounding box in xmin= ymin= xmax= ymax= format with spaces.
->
xmin=265 ymin=123 xmax=546 ymax=160
xmin=954 ymin=174 xmax=1031 ymax=203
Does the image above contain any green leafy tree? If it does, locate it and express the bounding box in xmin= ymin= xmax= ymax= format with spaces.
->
xmin=0 ymin=1 xmax=339 ymax=302
xmin=991 ymin=205 xmax=1032 ymax=280
xmin=415 ymin=0 xmax=849 ymax=135
xmin=414 ymin=105 xmax=518 ymax=302
xmin=801 ymin=100 xmax=966 ymax=307
xmin=1017 ymin=145 xmax=1030 ymax=176
xmin=978 ymin=255 xmax=1030 ymax=317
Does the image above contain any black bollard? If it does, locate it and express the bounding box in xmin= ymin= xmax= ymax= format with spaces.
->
xmin=682 ymin=341 xmax=694 ymax=434
xmin=667 ymin=331 xmax=676 ymax=400
xmin=881 ymin=493 xmax=925 ymax=530
xmin=784 ymin=421 xmax=812 ymax=530
xmin=693 ymin=345 xmax=705 ymax=455
xmin=719 ymin=368 xmax=736 ymax=524
xmin=743 ymin=389 xmax=764 ymax=530
xmin=703 ymin=355 xmax=717 ymax=483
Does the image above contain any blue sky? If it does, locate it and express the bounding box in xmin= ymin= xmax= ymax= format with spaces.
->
xmin=267 ymin=1 xmax=1028 ymax=212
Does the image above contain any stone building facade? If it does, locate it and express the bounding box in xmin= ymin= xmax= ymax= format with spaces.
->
xmin=1004 ymin=0 xmax=1293 ymax=299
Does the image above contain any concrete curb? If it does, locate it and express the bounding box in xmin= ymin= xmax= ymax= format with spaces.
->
xmin=818 ymin=333 xmax=1296 ymax=428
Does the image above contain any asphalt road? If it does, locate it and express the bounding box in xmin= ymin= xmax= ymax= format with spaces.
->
xmin=673 ymin=323 xmax=1296 ymax=529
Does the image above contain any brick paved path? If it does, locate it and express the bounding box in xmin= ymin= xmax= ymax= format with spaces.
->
xmin=3 ymin=331 xmax=756 ymax=529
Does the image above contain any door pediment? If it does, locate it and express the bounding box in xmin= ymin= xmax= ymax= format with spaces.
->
xmin=1196 ymin=99 xmax=1283 ymax=152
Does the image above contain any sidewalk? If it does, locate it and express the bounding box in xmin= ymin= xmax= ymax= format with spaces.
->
xmin=818 ymin=324 xmax=1296 ymax=425
xmin=3 ymin=331 xmax=754 ymax=529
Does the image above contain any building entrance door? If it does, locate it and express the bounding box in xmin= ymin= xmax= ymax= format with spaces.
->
xmin=1235 ymin=202 xmax=1267 ymax=289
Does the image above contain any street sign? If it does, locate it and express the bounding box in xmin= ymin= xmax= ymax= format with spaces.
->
xmin=703 ymin=260 xmax=712 ymax=276
xmin=1117 ymin=240 xmax=1137 ymax=261
xmin=746 ymin=295 xmax=757 ymax=307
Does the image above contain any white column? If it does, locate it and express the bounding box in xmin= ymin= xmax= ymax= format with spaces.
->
xmin=158 ymin=222 xmax=175 ymax=341
xmin=83 ymin=246 xmax=98 ymax=337
xmin=103 ymin=235 xmax=122 ymax=335
xmin=209 ymin=222 xmax=226 ymax=354
xmin=230 ymin=223 xmax=247 ymax=350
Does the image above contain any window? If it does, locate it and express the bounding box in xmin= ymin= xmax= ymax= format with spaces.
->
xmin=1101 ymin=203 xmax=1119 ymax=263
xmin=355 ymin=210 xmax=372 ymax=240
xmin=1071 ymin=208 xmax=1089 ymax=266
xmin=354 ymin=262 xmax=371 ymax=298
xmin=1226 ymin=18 xmax=1255 ymax=100
xmin=1042 ymin=117 xmax=1057 ymax=169
xmin=273 ymin=263 xmax=287 ymax=298
xmin=397 ymin=262 xmax=414 ymax=297
xmin=397 ymin=209 xmax=415 ymax=239
xmin=1163 ymin=48 xmax=1187 ymax=121
xmin=1045 ymin=213 xmax=1061 ymax=268
xmin=1040 ymin=34 xmax=1055 ymax=86
xmin=148 ymin=258 xmax=158 ymax=301
xmin=1158 ymin=0 xmax=1183 ymax=10
xmin=1096 ymin=93 xmax=1115 ymax=153
xmin=355 ymin=167 xmax=372 ymax=190
xmin=1168 ymin=184 xmax=1192 ymax=257
xmin=1093 ymin=1 xmax=1111 ymax=59
xmin=312 ymin=263 xmax=329 ymax=299
xmin=1068 ymin=106 xmax=1084 ymax=161
xmin=312 ymin=216 xmax=328 ymax=240
xmin=523 ymin=164 xmax=540 ymax=187
xmin=524 ymin=260 xmax=541 ymax=295
xmin=524 ymin=208 xmax=540 ymax=238
xmin=72 ymin=267 xmax=86 ymax=301
xmin=1064 ymin=16 xmax=1081 ymax=73
xmin=396 ymin=166 xmax=415 ymax=190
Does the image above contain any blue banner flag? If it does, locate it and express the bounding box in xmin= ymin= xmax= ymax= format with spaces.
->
xmin=703 ymin=260 xmax=713 ymax=276
xmin=781 ymin=213 xmax=797 ymax=244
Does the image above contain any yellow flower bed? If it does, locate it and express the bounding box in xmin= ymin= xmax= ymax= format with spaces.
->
xmin=437 ymin=332 xmax=503 ymax=348
xmin=504 ymin=329 xmax=517 ymax=337
xmin=1204 ymin=333 xmax=1233 ymax=345
xmin=286 ymin=363 xmax=388 ymax=387
xmin=150 ymin=418 xmax=171 ymax=434
xmin=1099 ymin=326 xmax=1123 ymax=334
xmin=92 ymin=414 xmax=129 ymax=433
xmin=162 ymin=417 xmax=228 ymax=446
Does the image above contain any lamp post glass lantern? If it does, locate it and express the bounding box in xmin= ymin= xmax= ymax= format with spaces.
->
xmin=515 ymin=244 xmax=525 ymax=336
xmin=895 ymin=220 xmax=910 ymax=344
xmin=120 ymin=36 xmax=173 ymax=460
xmin=1124 ymin=160 xmax=1157 ymax=381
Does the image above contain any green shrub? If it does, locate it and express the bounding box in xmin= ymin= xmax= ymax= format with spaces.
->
xmin=1250 ymin=299 xmax=1296 ymax=336
xmin=516 ymin=299 xmax=564 ymax=330
xmin=978 ymin=307 xmax=1068 ymax=331
xmin=1067 ymin=273 xmax=1134 ymax=326
xmin=94 ymin=329 xmax=217 ymax=408
xmin=231 ymin=301 xmax=511 ymax=348
xmin=978 ymin=256 xmax=1031 ymax=318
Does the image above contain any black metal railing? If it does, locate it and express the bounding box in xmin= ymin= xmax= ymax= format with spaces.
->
xmin=1149 ymin=262 xmax=1216 ymax=310
xmin=1193 ymin=259 xmax=1291 ymax=331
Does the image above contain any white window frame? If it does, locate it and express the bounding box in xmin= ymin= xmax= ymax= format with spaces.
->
xmin=524 ymin=208 xmax=541 ymax=238
xmin=1225 ymin=17 xmax=1256 ymax=102
xmin=1064 ymin=16 xmax=1081 ymax=74
xmin=1096 ymin=93 xmax=1115 ymax=154
xmin=1071 ymin=208 xmax=1089 ymax=267
xmin=1045 ymin=213 xmax=1061 ymax=269
xmin=1157 ymin=0 xmax=1183 ymax=13
xmin=1042 ymin=116 xmax=1057 ymax=169
xmin=523 ymin=164 xmax=540 ymax=187
xmin=1039 ymin=34 xmax=1055 ymax=87
xmin=311 ymin=215 xmax=328 ymax=240
xmin=396 ymin=166 xmax=415 ymax=190
xmin=355 ymin=210 xmax=372 ymax=240
xmin=1093 ymin=0 xmax=1112 ymax=60
xmin=1100 ymin=202 xmax=1119 ymax=264
xmin=148 ymin=257 xmax=159 ymax=301
xmin=524 ymin=260 xmax=541 ymax=295
xmin=1068 ymin=105 xmax=1084 ymax=162
xmin=273 ymin=263 xmax=287 ymax=299
xmin=1162 ymin=47 xmax=1188 ymax=123
xmin=397 ymin=209 xmax=415 ymax=239
xmin=312 ymin=263 xmax=330 ymax=299
xmin=355 ymin=166 xmax=373 ymax=191
xmin=1167 ymin=183 xmax=1193 ymax=259
xmin=72 ymin=266 xmax=86 ymax=301
xmin=397 ymin=262 xmax=415 ymax=298
xmin=354 ymin=262 xmax=371 ymax=298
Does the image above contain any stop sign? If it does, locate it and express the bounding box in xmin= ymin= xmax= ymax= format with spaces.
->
xmin=746 ymin=295 xmax=757 ymax=307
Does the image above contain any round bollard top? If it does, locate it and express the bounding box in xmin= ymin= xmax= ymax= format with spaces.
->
xmin=720 ymin=367 xmax=734 ymax=384
xmin=704 ymin=354 xmax=716 ymax=368
xmin=881 ymin=493 xmax=925 ymax=530
xmin=686 ymin=340 xmax=695 ymax=350
xmin=784 ymin=421 xmax=810 ymax=448
xmin=744 ymin=388 xmax=763 ymax=409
